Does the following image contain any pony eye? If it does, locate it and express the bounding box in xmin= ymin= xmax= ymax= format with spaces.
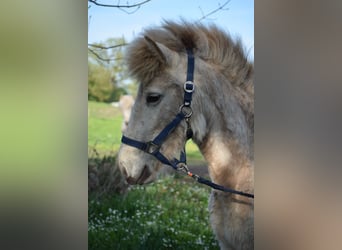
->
xmin=146 ymin=94 xmax=161 ymax=105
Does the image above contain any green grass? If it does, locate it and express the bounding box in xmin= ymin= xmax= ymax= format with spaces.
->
xmin=88 ymin=101 xmax=205 ymax=164
xmin=89 ymin=175 xmax=219 ymax=250
xmin=88 ymin=101 xmax=123 ymax=154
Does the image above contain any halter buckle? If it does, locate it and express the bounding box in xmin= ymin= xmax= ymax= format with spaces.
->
xmin=184 ymin=81 xmax=195 ymax=93
xmin=145 ymin=141 xmax=160 ymax=155
xmin=179 ymin=104 xmax=193 ymax=118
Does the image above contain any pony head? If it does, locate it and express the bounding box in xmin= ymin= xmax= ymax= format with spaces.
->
xmin=117 ymin=21 xmax=253 ymax=185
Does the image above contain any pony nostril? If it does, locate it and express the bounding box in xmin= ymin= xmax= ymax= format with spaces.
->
xmin=126 ymin=176 xmax=137 ymax=185
xmin=137 ymin=165 xmax=151 ymax=184
xmin=124 ymin=165 xmax=151 ymax=185
xmin=120 ymin=166 xmax=138 ymax=185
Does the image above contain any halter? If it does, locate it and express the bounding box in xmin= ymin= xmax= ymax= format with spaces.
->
xmin=121 ymin=49 xmax=254 ymax=199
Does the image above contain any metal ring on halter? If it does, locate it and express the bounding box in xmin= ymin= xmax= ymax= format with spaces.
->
xmin=176 ymin=162 xmax=189 ymax=173
xmin=179 ymin=104 xmax=193 ymax=118
xmin=184 ymin=81 xmax=195 ymax=93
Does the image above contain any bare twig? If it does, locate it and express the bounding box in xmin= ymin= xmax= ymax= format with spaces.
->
xmin=88 ymin=43 xmax=127 ymax=49
xmin=88 ymin=48 xmax=123 ymax=62
xmin=198 ymin=0 xmax=230 ymax=21
xmin=88 ymin=48 xmax=112 ymax=62
xmin=88 ymin=43 xmax=127 ymax=63
xmin=88 ymin=0 xmax=151 ymax=8
xmin=117 ymin=5 xmax=141 ymax=14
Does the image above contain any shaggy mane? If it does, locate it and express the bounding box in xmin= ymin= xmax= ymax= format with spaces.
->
xmin=125 ymin=20 xmax=253 ymax=90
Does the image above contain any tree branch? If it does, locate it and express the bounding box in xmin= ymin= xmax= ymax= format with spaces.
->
xmin=198 ymin=0 xmax=230 ymax=21
xmin=88 ymin=0 xmax=151 ymax=8
xmin=88 ymin=48 xmax=123 ymax=63
xmin=88 ymin=48 xmax=112 ymax=62
xmin=88 ymin=43 xmax=127 ymax=49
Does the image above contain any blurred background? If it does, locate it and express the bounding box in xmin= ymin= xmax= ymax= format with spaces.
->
xmin=87 ymin=1 xmax=253 ymax=249
xmin=1 ymin=0 xmax=342 ymax=249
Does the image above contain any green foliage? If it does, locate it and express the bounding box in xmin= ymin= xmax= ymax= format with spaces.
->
xmin=108 ymin=87 xmax=127 ymax=103
xmin=88 ymin=176 xmax=219 ymax=249
xmin=88 ymin=62 xmax=115 ymax=102
xmin=88 ymin=37 xmax=138 ymax=102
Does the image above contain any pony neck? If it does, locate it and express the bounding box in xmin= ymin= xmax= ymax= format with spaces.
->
xmin=197 ymin=131 xmax=253 ymax=188
xmin=190 ymin=80 xmax=253 ymax=188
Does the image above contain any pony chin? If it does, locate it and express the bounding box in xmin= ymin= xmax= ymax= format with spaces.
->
xmin=141 ymin=171 xmax=158 ymax=184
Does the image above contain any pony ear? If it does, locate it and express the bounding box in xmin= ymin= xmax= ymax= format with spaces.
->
xmin=144 ymin=36 xmax=173 ymax=65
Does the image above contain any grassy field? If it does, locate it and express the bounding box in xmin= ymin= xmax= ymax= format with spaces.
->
xmin=88 ymin=101 xmax=217 ymax=249
xmin=88 ymin=101 xmax=123 ymax=153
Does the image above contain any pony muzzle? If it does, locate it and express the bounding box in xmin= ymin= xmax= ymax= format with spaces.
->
xmin=125 ymin=165 xmax=152 ymax=185
xmin=118 ymin=146 xmax=154 ymax=185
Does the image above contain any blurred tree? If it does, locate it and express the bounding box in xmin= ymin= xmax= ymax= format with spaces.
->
xmin=88 ymin=62 xmax=114 ymax=102
xmin=87 ymin=1 xmax=231 ymax=100
xmin=88 ymin=37 xmax=137 ymax=102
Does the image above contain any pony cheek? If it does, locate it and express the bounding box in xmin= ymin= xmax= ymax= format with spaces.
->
xmin=160 ymin=137 xmax=185 ymax=162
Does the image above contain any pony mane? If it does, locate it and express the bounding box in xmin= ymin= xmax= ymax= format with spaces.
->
xmin=125 ymin=20 xmax=253 ymax=90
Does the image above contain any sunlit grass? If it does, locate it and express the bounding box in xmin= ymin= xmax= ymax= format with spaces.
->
xmin=88 ymin=101 xmax=122 ymax=154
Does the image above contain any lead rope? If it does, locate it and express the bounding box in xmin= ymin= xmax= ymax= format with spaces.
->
xmin=176 ymin=163 xmax=254 ymax=199
xmin=177 ymin=119 xmax=254 ymax=199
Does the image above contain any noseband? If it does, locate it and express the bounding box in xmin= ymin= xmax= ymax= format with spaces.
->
xmin=121 ymin=49 xmax=254 ymax=199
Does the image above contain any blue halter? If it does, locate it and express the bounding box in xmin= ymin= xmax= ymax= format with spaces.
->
xmin=121 ymin=48 xmax=195 ymax=170
xmin=121 ymin=49 xmax=254 ymax=199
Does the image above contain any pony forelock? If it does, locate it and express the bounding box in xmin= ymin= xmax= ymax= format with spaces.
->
xmin=125 ymin=20 xmax=253 ymax=88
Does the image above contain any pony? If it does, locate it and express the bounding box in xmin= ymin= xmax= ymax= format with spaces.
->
xmin=117 ymin=21 xmax=254 ymax=250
